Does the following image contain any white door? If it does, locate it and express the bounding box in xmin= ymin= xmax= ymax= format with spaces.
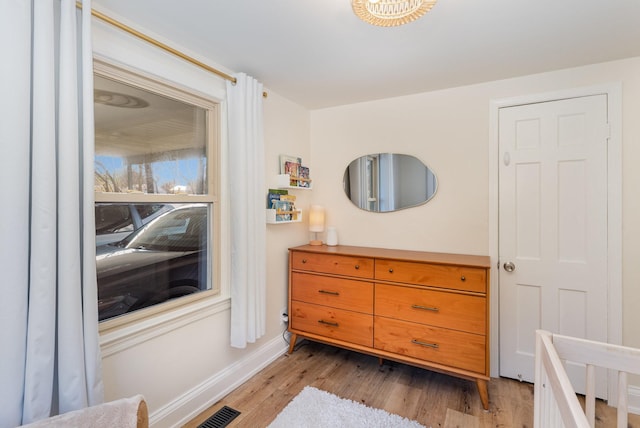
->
xmin=498 ymin=95 xmax=609 ymax=397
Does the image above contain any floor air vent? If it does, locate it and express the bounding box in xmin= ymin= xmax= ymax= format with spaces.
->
xmin=197 ymin=406 xmax=241 ymax=428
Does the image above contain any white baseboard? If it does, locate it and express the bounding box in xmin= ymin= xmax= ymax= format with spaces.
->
xmin=629 ymin=385 xmax=640 ymax=415
xmin=149 ymin=335 xmax=289 ymax=428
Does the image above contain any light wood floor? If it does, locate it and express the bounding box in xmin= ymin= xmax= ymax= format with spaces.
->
xmin=183 ymin=340 xmax=639 ymax=428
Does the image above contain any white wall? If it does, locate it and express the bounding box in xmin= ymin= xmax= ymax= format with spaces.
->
xmin=93 ymin=17 xmax=311 ymax=427
xmin=310 ymin=56 xmax=640 ymax=405
xmin=310 ymin=87 xmax=490 ymax=254
xmin=264 ymin=91 xmax=313 ymax=322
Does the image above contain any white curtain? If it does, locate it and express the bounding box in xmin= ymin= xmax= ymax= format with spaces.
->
xmin=226 ymin=74 xmax=267 ymax=348
xmin=0 ymin=0 xmax=103 ymax=426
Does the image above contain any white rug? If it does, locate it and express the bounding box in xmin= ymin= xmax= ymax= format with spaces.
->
xmin=267 ymin=386 xmax=427 ymax=428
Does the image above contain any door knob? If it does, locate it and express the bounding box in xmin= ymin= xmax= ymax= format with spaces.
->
xmin=503 ymin=262 xmax=516 ymax=272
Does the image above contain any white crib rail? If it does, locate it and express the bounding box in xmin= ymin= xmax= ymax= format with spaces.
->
xmin=534 ymin=329 xmax=640 ymax=428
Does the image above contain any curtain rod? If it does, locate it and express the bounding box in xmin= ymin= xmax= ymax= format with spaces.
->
xmin=76 ymin=2 xmax=268 ymax=98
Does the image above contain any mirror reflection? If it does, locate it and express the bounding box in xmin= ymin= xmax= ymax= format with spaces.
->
xmin=343 ymin=153 xmax=437 ymax=212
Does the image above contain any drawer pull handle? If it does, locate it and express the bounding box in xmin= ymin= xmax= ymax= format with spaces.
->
xmin=318 ymin=320 xmax=339 ymax=327
xmin=411 ymin=304 xmax=439 ymax=312
xmin=388 ymin=268 xmax=394 ymax=273
xmin=354 ymin=265 xmax=360 ymax=270
xmin=461 ymin=275 xmax=466 ymax=281
xmin=412 ymin=339 xmax=439 ymax=349
xmin=302 ymin=259 xmax=307 ymax=263
xmin=318 ymin=290 xmax=340 ymax=296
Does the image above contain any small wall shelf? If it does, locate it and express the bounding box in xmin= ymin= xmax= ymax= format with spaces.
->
xmin=266 ymin=208 xmax=302 ymax=224
xmin=274 ymin=174 xmax=312 ymax=190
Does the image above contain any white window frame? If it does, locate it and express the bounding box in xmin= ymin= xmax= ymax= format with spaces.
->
xmin=93 ymin=59 xmax=222 ymax=332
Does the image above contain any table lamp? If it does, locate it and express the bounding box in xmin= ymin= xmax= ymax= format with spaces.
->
xmin=308 ymin=205 xmax=325 ymax=246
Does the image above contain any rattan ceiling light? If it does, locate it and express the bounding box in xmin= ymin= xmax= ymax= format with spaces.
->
xmin=351 ymin=0 xmax=438 ymax=27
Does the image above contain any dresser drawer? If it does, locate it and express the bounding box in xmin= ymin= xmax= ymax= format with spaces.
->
xmin=292 ymin=272 xmax=373 ymax=314
xmin=291 ymin=301 xmax=373 ymax=347
xmin=374 ymin=317 xmax=485 ymax=374
xmin=291 ymin=251 xmax=374 ymax=279
xmin=375 ymin=259 xmax=486 ymax=293
xmin=375 ymin=284 xmax=486 ymax=335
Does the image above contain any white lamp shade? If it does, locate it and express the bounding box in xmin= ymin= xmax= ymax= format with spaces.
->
xmin=308 ymin=205 xmax=325 ymax=232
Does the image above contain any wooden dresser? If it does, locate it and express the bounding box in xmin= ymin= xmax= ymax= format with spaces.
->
xmin=287 ymin=244 xmax=491 ymax=409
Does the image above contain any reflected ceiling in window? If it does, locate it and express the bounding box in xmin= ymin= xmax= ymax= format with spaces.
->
xmin=94 ymin=76 xmax=208 ymax=195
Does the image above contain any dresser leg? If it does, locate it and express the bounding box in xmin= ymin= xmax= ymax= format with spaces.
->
xmin=476 ymin=379 xmax=489 ymax=410
xmin=378 ymin=357 xmax=384 ymax=366
xmin=288 ymin=333 xmax=298 ymax=354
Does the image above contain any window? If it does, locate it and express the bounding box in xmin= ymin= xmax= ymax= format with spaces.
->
xmin=93 ymin=61 xmax=219 ymax=322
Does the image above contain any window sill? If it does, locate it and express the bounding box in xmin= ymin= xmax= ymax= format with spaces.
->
xmin=99 ymin=293 xmax=231 ymax=358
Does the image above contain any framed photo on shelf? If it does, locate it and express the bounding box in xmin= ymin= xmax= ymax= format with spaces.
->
xmin=279 ymin=154 xmax=302 ymax=175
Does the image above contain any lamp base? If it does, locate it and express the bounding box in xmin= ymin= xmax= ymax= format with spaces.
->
xmin=309 ymin=239 xmax=323 ymax=246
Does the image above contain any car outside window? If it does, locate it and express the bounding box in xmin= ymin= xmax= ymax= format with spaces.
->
xmin=94 ymin=61 xmax=219 ymax=322
xmin=95 ymin=203 xmax=173 ymax=246
xmin=96 ymin=204 xmax=209 ymax=321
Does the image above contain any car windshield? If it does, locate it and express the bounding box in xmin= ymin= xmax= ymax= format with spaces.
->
xmin=119 ymin=205 xmax=207 ymax=252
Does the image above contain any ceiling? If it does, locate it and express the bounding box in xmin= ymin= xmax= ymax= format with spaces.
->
xmin=92 ymin=0 xmax=640 ymax=110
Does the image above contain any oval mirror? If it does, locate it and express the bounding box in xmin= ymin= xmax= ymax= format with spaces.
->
xmin=343 ymin=153 xmax=437 ymax=212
